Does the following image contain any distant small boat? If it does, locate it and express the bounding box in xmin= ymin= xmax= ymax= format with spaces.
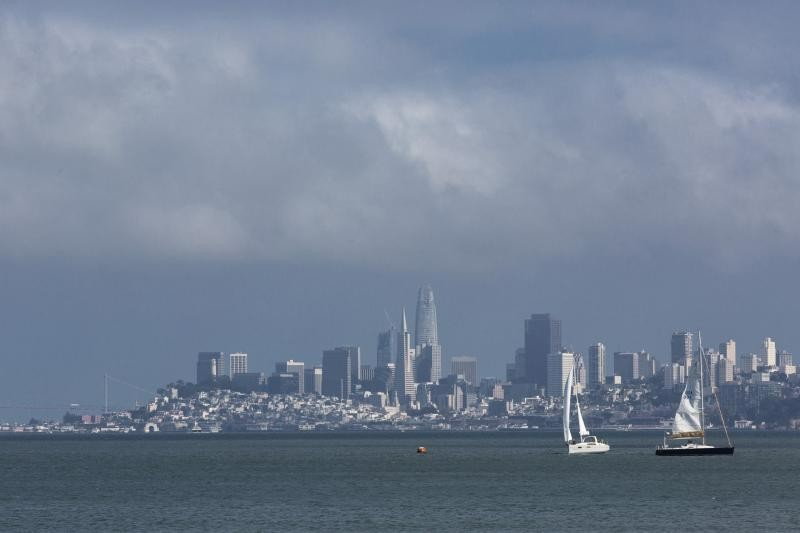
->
xmin=416 ymin=446 xmax=428 ymax=454
xmin=656 ymin=332 xmax=734 ymax=456
xmin=564 ymin=362 xmax=610 ymax=455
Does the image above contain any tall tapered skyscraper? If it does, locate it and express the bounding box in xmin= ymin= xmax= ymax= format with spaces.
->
xmin=394 ymin=308 xmax=416 ymax=405
xmin=414 ymin=285 xmax=442 ymax=383
xmin=415 ymin=285 xmax=439 ymax=346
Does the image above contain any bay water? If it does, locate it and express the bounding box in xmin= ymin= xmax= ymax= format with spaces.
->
xmin=0 ymin=431 xmax=797 ymax=532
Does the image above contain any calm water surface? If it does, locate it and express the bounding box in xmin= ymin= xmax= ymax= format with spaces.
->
xmin=0 ymin=431 xmax=797 ymax=532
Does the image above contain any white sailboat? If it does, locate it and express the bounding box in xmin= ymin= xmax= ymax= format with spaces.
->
xmin=656 ymin=332 xmax=734 ymax=456
xmin=563 ymin=365 xmax=609 ymax=454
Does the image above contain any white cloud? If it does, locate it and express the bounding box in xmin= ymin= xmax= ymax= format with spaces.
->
xmin=348 ymin=94 xmax=502 ymax=195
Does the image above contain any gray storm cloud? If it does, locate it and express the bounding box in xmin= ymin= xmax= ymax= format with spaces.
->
xmin=1 ymin=7 xmax=799 ymax=270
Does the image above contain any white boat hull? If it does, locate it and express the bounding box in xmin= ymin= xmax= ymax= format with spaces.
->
xmin=568 ymin=441 xmax=610 ymax=454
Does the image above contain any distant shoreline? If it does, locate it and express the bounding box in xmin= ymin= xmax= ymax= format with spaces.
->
xmin=0 ymin=427 xmax=785 ymax=439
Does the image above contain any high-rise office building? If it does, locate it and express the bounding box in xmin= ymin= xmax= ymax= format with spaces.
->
xmin=740 ymin=353 xmax=759 ymax=373
xmin=513 ymin=348 xmax=526 ymax=382
xmin=377 ymin=326 xmax=396 ymax=368
xmin=267 ymin=373 xmax=298 ymax=394
xmin=415 ymin=345 xmax=432 ymax=382
xmin=304 ymin=366 xmax=323 ymax=395
xmin=778 ymin=350 xmax=793 ymax=367
xmin=478 ymin=377 xmax=500 ymax=398
xmin=587 ymin=343 xmax=606 ymax=388
xmin=613 ymin=352 xmax=639 ymax=384
xmin=705 ymin=349 xmax=719 ymax=391
xmin=718 ymin=356 xmax=734 ymax=385
xmin=719 ymin=339 xmax=736 ymax=368
xmin=415 ymin=344 xmax=443 ymax=383
xmin=383 ymin=363 xmax=396 ymax=392
xmin=232 ymin=372 xmax=265 ymax=392
xmin=414 ymin=285 xmax=442 ymax=384
xmin=546 ymin=351 xmax=574 ymax=398
xmin=359 ymin=365 xmax=375 ymax=382
xmin=394 ymin=309 xmax=416 ymax=405
xmin=663 ymin=363 xmax=685 ymax=389
xmin=574 ymin=355 xmax=586 ymax=390
xmin=196 ymin=352 xmax=225 ymax=384
xmin=763 ymin=337 xmax=777 ymax=367
xmin=524 ymin=314 xmax=562 ymax=387
xmin=229 ymin=352 xmax=248 ymax=378
xmin=506 ymin=363 xmax=516 ymax=382
xmin=671 ymin=331 xmax=693 ymax=367
xmin=276 ymin=359 xmax=305 ymax=394
xmin=450 ymin=356 xmax=478 ymax=386
xmin=452 ymin=381 xmax=466 ymax=412
xmin=322 ymin=347 xmax=353 ymax=399
xmin=638 ymin=351 xmax=656 ymax=379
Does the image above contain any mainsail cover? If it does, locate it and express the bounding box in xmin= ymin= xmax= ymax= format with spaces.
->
xmin=563 ymin=366 xmax=574 ymax=444
xmin=671 ymin=358 xmax=703 ymax=438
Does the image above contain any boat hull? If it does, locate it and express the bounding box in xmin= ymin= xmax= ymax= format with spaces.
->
xmin=568 ymin=442 xmax=610 ymax=454
xmin=655 ymin=446 xmax=734 ymax=456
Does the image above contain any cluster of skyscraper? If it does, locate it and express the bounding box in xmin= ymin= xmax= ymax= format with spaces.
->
xmin=197 ymin=350 xmax=324 ymax=395
xmin=665 ymin=333 xmax=794 ymax=391
xmin=196 ymin=352 xmax=263 ymax=390
xmin=377 ymin=285 xmax=478 ymax=410
xmin=392 ymin=285 xmax=443 ymax=404
xmin=509 ymin=315 xmax=660 ymax=396
xmin=194 ymin=285 xmax=479 ymax=412
xmin=196 ymin=297 xmax=796 ymax=412
xmin=503 ymin=316 xmax=794 ymax=401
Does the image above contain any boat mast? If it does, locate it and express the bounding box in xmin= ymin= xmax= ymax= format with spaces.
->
xmin=700 ymin=333 xmax=734 ymax=448
xmin=711 ymin=378 xmax=734 ymax=448
xmin=698 ymin=332 xmax=705 ymax=446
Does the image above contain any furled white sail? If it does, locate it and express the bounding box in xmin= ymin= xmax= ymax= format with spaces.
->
xmin=563 ymin=366 xmax=574 ymax=444
xmin=671 ymin=358 xmax=703 ymax=438
xmin=575 ymin=394 xmax=590 ymax=437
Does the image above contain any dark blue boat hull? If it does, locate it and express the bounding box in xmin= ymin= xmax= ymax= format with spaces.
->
xmin=655 ymin=446 xmax=734 ymax=456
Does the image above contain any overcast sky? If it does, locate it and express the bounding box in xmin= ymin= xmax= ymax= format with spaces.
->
xmin=2 ymin=2 xmax=800 ymax=420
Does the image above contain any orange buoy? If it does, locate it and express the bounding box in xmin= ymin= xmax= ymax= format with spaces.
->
xmin=417 ymin=446 xmax=427 ymax=454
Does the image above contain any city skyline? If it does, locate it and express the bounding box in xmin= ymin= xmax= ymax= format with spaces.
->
xmin=185 ymin=284 xmax=794 ymax=407
xmin=5 ymin=273 xmax=800 ymax=419
xmin=2 ymin=269 xmax=798 ymax=429
xmin=190 ymin=310 xmax=789 ymax=384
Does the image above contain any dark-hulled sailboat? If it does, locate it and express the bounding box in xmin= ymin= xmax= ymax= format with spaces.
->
xmin=656 ymin=333 xmax=734 ymax=456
